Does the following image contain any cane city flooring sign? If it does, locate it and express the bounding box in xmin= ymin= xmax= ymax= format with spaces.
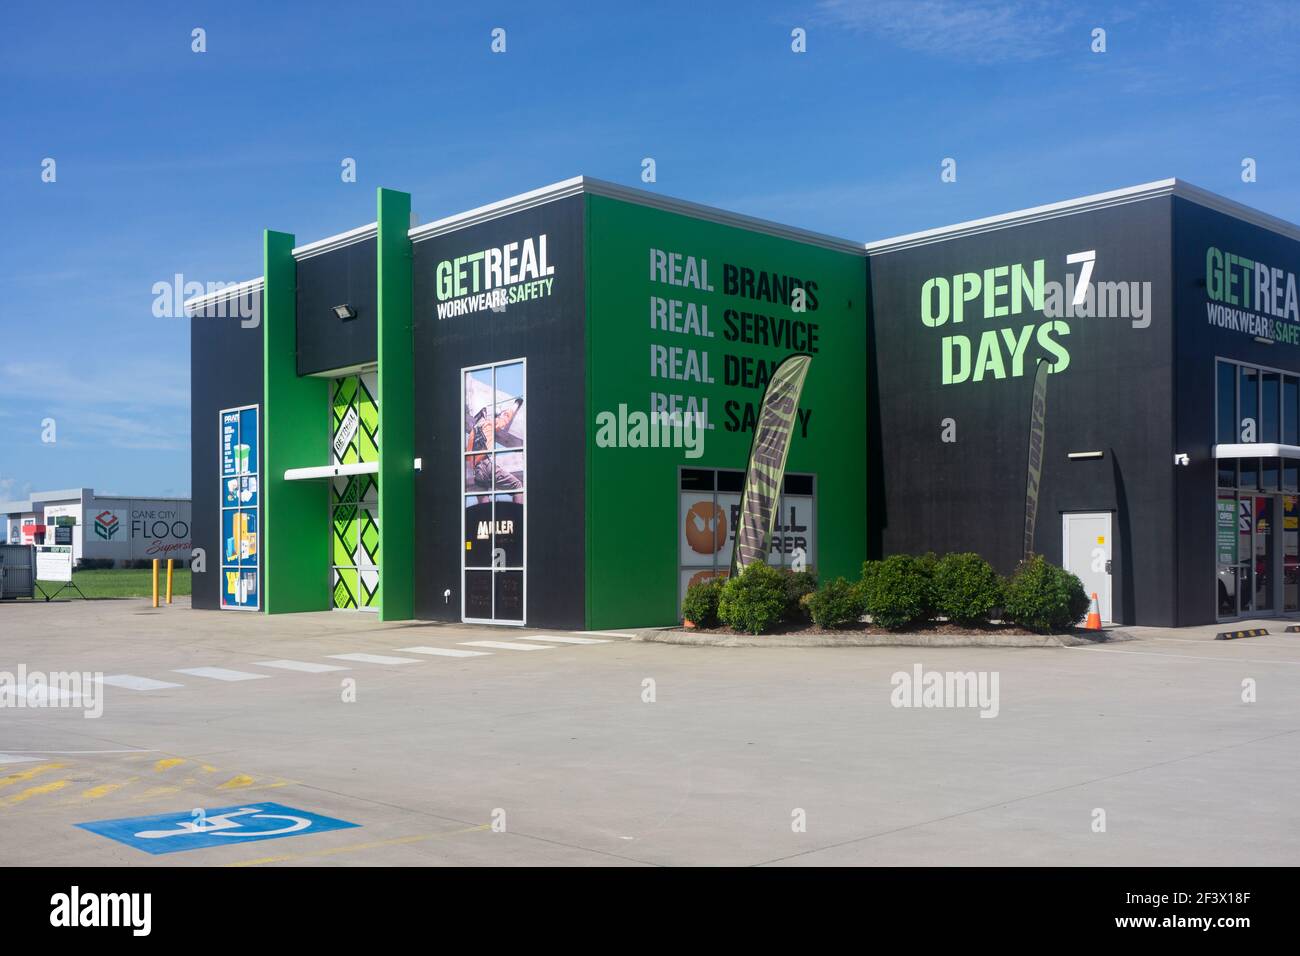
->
xmin=76 ymin=802 xmax=359 ymax=854
xmin=93 ymin=510 xmax=121 ymax=540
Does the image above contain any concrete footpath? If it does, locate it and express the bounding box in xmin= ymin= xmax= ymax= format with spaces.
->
xmin=634 ymin=628 xmax=1123 ymax=647
xmin=634 ymin=615 xmax=1300 ymax=647
xmin=1 ymin=598 xmax=1298 ymax=866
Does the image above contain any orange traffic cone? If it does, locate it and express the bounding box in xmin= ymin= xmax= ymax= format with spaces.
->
xmin=1085 ymin=592 xmax=1102 ymax=630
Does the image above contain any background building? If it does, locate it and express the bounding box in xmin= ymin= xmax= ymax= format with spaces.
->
xmin=1 ymin=488 xmax=191 ymax=567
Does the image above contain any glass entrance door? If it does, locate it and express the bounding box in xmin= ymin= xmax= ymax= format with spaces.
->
xmin=1219 ymin=493 xmax=1281 ymax=620
xmin=1253 ymin=496 xmax=1274 ymax=613
xmin=1286 ymin=495 xmax=1299 ymax=612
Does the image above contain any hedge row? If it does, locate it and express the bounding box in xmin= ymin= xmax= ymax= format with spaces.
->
xmin=681 ymin=553 xmax=1090 ymax=635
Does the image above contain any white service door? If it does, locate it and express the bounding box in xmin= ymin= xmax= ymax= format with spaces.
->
xmin=1062 ymin=512 xmax=1112 ymax=623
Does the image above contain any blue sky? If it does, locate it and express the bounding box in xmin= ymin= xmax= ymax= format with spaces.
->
xmin=1 ymin=0 xmax=1297 ymax=501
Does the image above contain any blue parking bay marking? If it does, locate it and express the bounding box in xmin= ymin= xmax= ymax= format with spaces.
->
xmin=76 ymin=802 xmax=359 ymax=855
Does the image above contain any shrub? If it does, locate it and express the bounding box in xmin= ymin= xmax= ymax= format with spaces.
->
xmin=75 ymin=558 xmax=114 ymax=570
xmin=681 ymin=576 xmax=725 ymax=628
xmin=860 ymin=554 xmax=934 ymax=629
xmin=1001 ymin=555 xmax=1090 ymax=632
xmin=718 ymin=561 xmax=787 ymax=635
xmin=807 ymin=577 xmax=864 ymax=628
xmin=780 ymin=568 xmax=818 ymax=621
xmin=914 ymin=551 xmax=940 ymax=580
xmin=932 ymin=552 xmax=1003 ymax=626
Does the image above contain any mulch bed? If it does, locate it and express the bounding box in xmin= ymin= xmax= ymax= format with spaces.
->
xmin=683 ymin=620 xmax=1070 ymax=637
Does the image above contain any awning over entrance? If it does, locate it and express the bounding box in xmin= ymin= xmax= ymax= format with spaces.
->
xmin=1213 ymin=443 xmax=1300 ymax=458
xmin=284 ymin=461 xmax=379 ymax=481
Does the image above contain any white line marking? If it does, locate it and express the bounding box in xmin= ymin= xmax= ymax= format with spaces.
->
xmin=0 ymin=754 xmax=40 ymax=765
xmin=11 ymin=683 xmax=81 ymax=703
xmin=254 ymin=660 xmax=350 ymax=673
xmin=95 ymin=674 xmax=184 ymax=690
xmin=0 ymin=749 xmax=157 ymax=755
xmin=520 ymin=635 xmax=610 ymax=645
xmin=326 ymin=653 xmax=421 ymax=665
xmin=458 ymin=640 xmax=553 ymax=651
xmin=173 ymin=667 xmax=270 ymax=681
xmin=397 ymin=646 xmax=491 ymax=658
xmin=1066 ymin=646 xmax=1300 ymax=665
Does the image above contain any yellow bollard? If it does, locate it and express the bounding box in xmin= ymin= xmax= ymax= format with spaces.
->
xmin=152 ymin=559 xmax=159 ymax=608
xmin=166 ymin=559 xmax=174 ymax=605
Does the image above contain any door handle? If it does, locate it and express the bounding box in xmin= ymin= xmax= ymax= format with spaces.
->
xmin=1104 ymin=560 xmax=1113 ymax=574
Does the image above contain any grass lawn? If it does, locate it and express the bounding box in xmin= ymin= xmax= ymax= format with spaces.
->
xmin=32 ymin=568 xmax=192 ymax=599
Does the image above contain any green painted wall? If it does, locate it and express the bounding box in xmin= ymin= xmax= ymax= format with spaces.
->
xmin=262 ymin=229 xmax=331 ymax=613
xmin=585 ymin=195 xmax=868 ymax=628
xmin=376 ymin=188 xmax=415 ymax=621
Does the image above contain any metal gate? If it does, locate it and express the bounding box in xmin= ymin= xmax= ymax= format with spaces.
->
xmin=0 ymin=544 xmax=36 ymax=599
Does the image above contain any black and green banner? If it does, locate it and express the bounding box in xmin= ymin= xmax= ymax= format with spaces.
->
xmin=731 ymin=354 xmax=812 ymax=573
xmin=1023 ymin=357 xmax=1049 ymax=559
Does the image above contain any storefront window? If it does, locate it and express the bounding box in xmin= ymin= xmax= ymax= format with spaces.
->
xmin=462 ymin=360 xmax=526 ymax=623
xmin=1217 ymin=361 xmax=1237 ymax=488
xmin=1262 ymin=372 xmax=1280 ymax=489
xmin=1240 ymin=366 xmax=1259 ymax=489
xmin=219 ymin=405 xmax=260 ymax=610
xmin=1217 ymin=360 xmax=1236 ymax=444
xmin=679 ymin=468 xmax=815 ymax=607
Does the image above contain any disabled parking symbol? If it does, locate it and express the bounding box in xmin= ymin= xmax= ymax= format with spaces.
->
xmin=76 ymin=802 xmax=359 ymax=855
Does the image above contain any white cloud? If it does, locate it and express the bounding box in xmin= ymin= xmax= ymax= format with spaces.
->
xmin=0 ymin=360 xmax=188 ymax=409
xmin=0 ymin=359 xmax=188 ymax=452
xmin=816 ymin=0 xmax=1079 ymax=64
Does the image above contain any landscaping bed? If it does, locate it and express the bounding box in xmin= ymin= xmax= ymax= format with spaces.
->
xmin=634 ymin=627 xmax=1120 ymax=648
xmin=679 ymin=551 xmax=1101 ymax=641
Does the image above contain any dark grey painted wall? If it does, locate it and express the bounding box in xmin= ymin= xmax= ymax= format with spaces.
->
xmin=296 ymin=237 xmax=378 ymax=376
xmin=411 ymin=196 xmax=586 ymax=628
xmin=190 ymin=290 xmax=263 ymax=611
xmin=868 ymin=197 xmax=1176 ymax=625
xmin=1173 ymin=197 xmax=1300 ymax=624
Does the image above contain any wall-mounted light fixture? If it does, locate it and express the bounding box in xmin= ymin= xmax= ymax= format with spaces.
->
xmin=333 ymin=304 xmax=357 ymax=321
xmin=1067 ymin=451 xmax=1105 ymax=461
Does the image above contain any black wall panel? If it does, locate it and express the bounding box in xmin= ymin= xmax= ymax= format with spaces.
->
xmin=296 ymin=238 xmax=378 ymax=376
xmin=189 ymin=290 xmax=264 ymax=610
xmin=868 ymin=198 xmax=1176 ymax=625
xmin=411 ymin=196 xmax=586 ymax=628
xmin=1173 ymin=198 xmax=1300 ymax=624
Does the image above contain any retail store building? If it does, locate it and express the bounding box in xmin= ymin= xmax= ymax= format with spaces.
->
xmin=1 ymin=488 xmax=191 ymax=566
xmin=187 ymin=177 xmax=1299 ymax=628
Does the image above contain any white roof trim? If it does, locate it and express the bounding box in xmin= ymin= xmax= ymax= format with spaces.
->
xmin=184 ymin=277 xmax=263 ymax=314
xmin=1214 ymin=443 xmax=1300 ymax=459
xmin=1173 ymin=180 xmax=1300 ymax=244
xmin=407 ymin=176 xmax=866 ymax=254
xmin=865 ymin=179 xmax=1300 ymax=254
xmin=205 ymin=178 xmax=1300 ymax=278
xmin=292 ymin=222 xmax=377 ymax=260
xmin=408 ymin=177 xmax=586 ymax=242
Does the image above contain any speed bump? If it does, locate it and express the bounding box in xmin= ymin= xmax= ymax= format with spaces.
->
xmin=1215 ymin=628 xmax=1268 ymax=640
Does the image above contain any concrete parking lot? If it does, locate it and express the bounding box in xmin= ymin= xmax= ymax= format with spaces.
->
xmin=2 ymin=598 xmax=1298 ymax=866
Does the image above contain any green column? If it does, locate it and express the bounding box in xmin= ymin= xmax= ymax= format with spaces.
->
xmin=376 ymin=188 xmax=415 ymax=621
xmin=262 ymin=229 xmax=330 ymax=613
